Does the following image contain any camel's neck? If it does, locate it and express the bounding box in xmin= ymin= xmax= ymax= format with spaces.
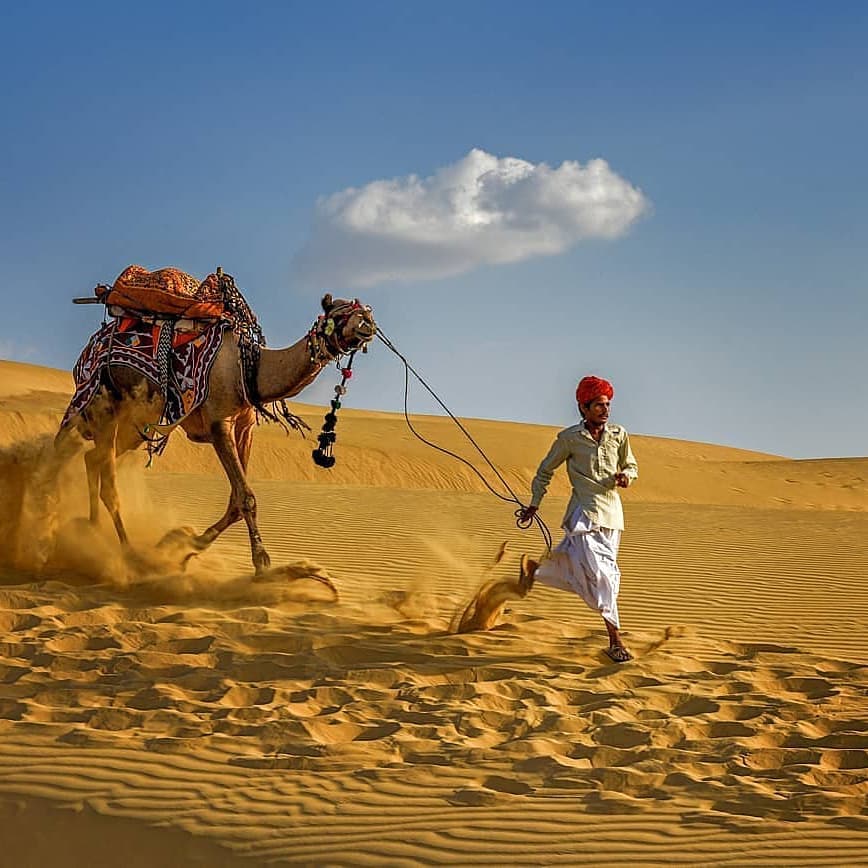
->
xmin=255 ymin=337 xmax=326 ymax=403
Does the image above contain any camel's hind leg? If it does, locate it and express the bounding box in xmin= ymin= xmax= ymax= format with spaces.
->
xmin=87 ymin=415 xmax=129 ymax=545
xmin=84 ymin=446 xmax=102 ymax=526
xmin=37 ymin=419 xmax=89 ymax=492
xmin=200 ymin=418 xmax=270 ymax=574
xmin=53 ymin=421 xmax=87 ymax=467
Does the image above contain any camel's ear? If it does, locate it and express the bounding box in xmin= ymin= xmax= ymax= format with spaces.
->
xmin=321 ymin=293 xmax=333 ymax=313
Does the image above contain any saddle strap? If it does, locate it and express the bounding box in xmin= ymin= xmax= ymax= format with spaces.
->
xmin=156 ymin=321 xmax=175 ymax=410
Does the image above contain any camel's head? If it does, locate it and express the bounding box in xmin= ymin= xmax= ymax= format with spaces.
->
xmin=313 ymin=294 xmax=377 ymax=360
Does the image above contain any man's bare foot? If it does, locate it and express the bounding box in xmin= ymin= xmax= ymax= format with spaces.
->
xmin=518 ymin=554 xmax=538 ymax=596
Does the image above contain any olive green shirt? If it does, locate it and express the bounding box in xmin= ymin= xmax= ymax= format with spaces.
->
xmin=530 ymin=421 xmax=638 ymax=531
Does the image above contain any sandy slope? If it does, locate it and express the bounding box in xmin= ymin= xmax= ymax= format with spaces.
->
xmin=0 ymin=359 xmax=866 ymax=866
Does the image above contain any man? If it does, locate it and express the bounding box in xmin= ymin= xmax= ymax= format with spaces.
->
xmin=518 ymin=375 xmax=638 ymax=663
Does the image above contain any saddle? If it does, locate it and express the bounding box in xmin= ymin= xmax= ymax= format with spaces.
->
xmin=94 ymin=265 xmax=226 ymax=320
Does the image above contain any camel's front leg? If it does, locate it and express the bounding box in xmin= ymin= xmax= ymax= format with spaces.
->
xmin=203 ymin=419 xmax=271 ymax=573
xmin=192 ymin=499 xmax=241 ymax=550
xmin=190 ymin=415 xmax=249 ymax=547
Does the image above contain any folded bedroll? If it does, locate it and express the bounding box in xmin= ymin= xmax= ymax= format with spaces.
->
xmin=94 ymin=265 xmax=226 ymax=319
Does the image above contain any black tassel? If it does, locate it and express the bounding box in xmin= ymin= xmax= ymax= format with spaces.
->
xmin=312 ymin=353 xmax=355 ymax=468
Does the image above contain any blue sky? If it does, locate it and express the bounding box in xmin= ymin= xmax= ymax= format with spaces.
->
xmin=1 ymin=2 xmax=866 ymax=459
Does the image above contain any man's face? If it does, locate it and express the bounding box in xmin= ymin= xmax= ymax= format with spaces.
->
xmin=581 ymin=396 xmax=610 ymax=426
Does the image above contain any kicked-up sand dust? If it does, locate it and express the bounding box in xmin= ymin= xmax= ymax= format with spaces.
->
xmin=0 ymin=358 xmax=867 ymax=866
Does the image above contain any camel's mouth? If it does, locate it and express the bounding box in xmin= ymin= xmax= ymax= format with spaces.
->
xmin=356 ymin=320 xmax=377 ymax=340
xmin=349 ymin=304 xmax=377 ymax=346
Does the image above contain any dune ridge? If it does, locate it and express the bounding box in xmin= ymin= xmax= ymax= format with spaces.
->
xmin=0 ymin=358 xmax=866 ymax=865
xmin=3 ymin=360 xmax=867 ymax=513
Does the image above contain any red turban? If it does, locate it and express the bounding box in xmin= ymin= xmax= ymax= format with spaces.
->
xmin=576 ymin=376 xmax=614 ymax=406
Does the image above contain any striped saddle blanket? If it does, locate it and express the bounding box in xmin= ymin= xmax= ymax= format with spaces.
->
xmin=61 ymin=314 xmax=227 ymax=436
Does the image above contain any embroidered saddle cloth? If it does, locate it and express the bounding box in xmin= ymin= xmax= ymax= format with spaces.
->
xmin=61 ymin=315 xmax=228 ymax=434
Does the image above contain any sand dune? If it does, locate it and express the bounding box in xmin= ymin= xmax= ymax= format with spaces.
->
xmin=0 ymin=359 xmax=866 ymax=865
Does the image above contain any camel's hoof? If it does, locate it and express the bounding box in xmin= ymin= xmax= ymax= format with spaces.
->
xmin=153 ymin=527 xmax=209 ymax=573
xmin=157 ymin=526 xmax=204 ymax=552
xmin=253 ymin=564 xmax=339 ymax=602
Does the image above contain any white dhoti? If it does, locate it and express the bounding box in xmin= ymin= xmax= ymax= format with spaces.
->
xmin=534 ymin=508 xmax=622 ymax=628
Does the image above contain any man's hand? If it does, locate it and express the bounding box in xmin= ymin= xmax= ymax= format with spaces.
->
xmin=615 ymin=473 xmax=630 ymax=488
xmin=517 ymin=504 xmax=538 ymax=524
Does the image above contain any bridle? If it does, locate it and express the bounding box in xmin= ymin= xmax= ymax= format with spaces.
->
xmin=307 ymin=299 xmax=376 ymax=365
xmin=308 ymin=299 xmax=375 ymax=469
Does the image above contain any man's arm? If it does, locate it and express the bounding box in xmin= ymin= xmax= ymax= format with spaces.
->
xmin=519 ymin=434 xmax=570 ymax=522
xmin=615 ymin=431 xmax=638 ymax=488
xmin=529 ymin=434 xmax=571 ymax=507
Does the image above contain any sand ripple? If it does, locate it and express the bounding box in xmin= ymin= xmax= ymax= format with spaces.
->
xmin=0 ymin=578 xmax=866 ymax=864
xmin=1 ymin=365 xmax=866 ymax=864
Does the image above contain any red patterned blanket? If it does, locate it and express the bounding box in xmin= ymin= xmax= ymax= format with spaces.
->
xmin=61 ymin=315 xmax=228 ymax=439
xmin=95 ymin=265 xmax=227 ymax=319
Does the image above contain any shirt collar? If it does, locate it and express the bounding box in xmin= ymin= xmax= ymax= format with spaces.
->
xmin=580 ymin=419 xmax=608 ymax=439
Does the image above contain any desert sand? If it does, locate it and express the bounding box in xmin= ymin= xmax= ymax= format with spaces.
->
xmin=0 ymin=357 xmax=866 ymax=866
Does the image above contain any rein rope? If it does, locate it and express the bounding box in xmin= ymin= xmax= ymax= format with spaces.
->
xmin=374 ymin=329 xmax=553 ymax=553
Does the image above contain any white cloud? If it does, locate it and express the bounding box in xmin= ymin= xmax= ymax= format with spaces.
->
xmin=292 ymin=148 xmax=650 ymax=289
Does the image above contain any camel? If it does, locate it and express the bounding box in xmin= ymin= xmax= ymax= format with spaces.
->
xmin=51 ymin=292 xmax=376 ymax=575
